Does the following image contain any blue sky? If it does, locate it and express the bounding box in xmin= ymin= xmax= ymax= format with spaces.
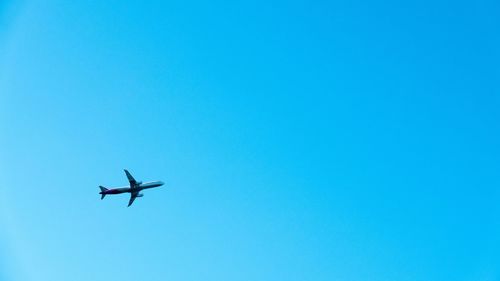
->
xmin=0 ymin=1 xmax=499 ymax=280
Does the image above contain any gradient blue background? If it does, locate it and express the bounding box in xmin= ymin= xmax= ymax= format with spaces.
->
xmin=0 ymin=1 xmax=499 ymax=280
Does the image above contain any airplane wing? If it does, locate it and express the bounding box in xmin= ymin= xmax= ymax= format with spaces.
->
xmin=128 ymin=192 xmax=138 ymax=207
xmin=124 ymin=169 xmax=137 ymax=187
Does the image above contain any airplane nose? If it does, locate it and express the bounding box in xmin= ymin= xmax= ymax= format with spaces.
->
xmin=159 ymin=181 xmax=165 ymax=186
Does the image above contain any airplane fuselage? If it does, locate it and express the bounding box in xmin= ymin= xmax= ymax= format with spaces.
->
xmin=103 ymin=181 xmax=164 ymax=195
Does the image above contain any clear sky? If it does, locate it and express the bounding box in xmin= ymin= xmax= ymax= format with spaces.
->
xmin=0 ymin=1 xmax=499 ymax=280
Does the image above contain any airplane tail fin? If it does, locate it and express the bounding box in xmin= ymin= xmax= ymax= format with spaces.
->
xmin=99 ymin=186 xmax=108 ymax=200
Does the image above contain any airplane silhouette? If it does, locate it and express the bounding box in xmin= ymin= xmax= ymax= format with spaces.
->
xmin=99 ymin=169 xmax=164 ymax=207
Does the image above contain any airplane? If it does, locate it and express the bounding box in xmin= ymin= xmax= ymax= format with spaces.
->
xmin=99 ymin=169 xmax=164 ymax=207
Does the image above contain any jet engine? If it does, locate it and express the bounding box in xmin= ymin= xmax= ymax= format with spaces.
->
xmin=136 ymin=193 xmax=144 ymax=197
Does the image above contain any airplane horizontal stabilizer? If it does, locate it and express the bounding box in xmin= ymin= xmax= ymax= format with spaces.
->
xmin=99 ymin=186 xmax=108 ymax=200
